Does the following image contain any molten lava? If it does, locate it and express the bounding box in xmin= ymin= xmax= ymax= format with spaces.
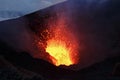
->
xmin=45 ymin=15 xmax=78 ymax=66
xmin=46 ymin=40 xmax=73 ymax=66
xmin=46 ymin=34 xmax=74 ymax=66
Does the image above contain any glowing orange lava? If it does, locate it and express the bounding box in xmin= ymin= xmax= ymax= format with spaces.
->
xmin=46 ymin=36 xmax=73 ymax=66
xmin=45 ymin=15 xmax=78 ymax=66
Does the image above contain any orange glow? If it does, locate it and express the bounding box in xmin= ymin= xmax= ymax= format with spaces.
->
xmin=46 ymin=38 xmax=73 ymax=66
xmin=45 ymin=14 xmax=79 ymax=66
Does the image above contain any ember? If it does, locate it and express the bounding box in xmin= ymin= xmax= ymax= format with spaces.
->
xmin=45 ymin=14 xmax=79 ymax=66
xmin=46 ymin=27 xmax=74 ymax=66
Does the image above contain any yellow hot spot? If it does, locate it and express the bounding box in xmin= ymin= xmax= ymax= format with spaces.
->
xmin=46 ymin=39 xmax=73 ymax=66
